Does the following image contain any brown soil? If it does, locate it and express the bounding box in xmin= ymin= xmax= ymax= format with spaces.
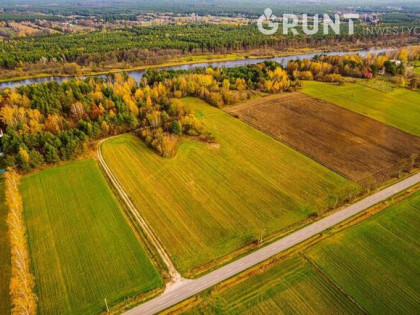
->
xmin=226 ymin=92 xmax=420 ymax=183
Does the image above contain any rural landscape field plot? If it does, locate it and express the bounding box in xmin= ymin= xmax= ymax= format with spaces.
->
xmin=302 ymin=81 xmax=420 ymax=137
xmin=0 ymin=178 xmax=11 ymax=315
xmin=306 ymin=190 xmax=420 ymax=313
xmin=226 ymin=92 xmax=420 ymax=182
xmin=184 ymin=255 xmax=362 ymax=315
xmin=181 ymin=190 xmax=420 ymax=314
xmin=21 ymin=159 xmax=162 ymax=315
xmin=101 ymin=97 xmax=358 ymax=275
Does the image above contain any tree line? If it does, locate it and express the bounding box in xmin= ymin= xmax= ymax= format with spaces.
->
xmin=5 ymin=170 xmax=37 ymax=314
xmin=0 ymin=61 xmax=297 ymax=170
xmin=1 ymin=49 xmax=419 ymax=172
xmin=0 ymin=23 xmax=414 ymax=71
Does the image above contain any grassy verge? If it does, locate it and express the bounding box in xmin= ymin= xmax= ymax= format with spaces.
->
xmin=21 ymin=159 xmax=163 ymax=314
xmin=0 ymin=177 xmax=11 ymax=315
xmin=302 ymin=80 xmax=420 ymax=137
xmin=101 ymin=97 xmax=357 ymax=276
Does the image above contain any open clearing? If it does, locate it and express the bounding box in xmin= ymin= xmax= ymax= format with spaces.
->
xmin=226 ymin=92 xmax=420 ymax=182
xmin=101 ymin=97 xmax=357 ymax=275
xmin=302 ymin=81 xmax=420 ymax=137
xmin=180 ymin=190 xmax=420 ymax=314
xmin=21 ymin=159 xmax=162 ymax=315
xmin=0 ymin=177 xmax=11 ymax=315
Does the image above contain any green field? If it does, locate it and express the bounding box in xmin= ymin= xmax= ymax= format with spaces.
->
xmin=0 ymin=177 xmax=11 ymax=315
xmin=414 ymin=61 xmax=420 ymax=74
xmin=306 ymin=190 xmax=420 ymax=313
xmin=183 ymin=190 xmax=420 ymax=314
xmin=102 ymin=97 xmax=357 ymax=275
xmin=185 ymin=255 xmax=362 ymax=315
xmin=21 ymin=159 xmax=162 ymax=315
xmin=302 ymin=81 xmax=420 ymax=137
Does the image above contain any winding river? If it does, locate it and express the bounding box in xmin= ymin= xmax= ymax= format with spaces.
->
xmin=0 ymin=48 xmax=392 ymax=89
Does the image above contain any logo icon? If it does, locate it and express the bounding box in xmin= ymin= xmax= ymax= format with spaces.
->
xmin=257 ymin=8 xmax=279 ymax=35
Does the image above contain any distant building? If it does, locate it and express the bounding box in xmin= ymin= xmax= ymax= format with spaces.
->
xmin=390 ymin=60 xmax=402 ymax=66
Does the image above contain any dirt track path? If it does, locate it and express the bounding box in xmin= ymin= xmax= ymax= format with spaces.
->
xmin=97 ymin=138 xmax=182 ymax=283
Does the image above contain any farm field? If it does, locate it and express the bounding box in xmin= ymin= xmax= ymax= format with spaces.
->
xmin=306 ymin=189 xmax=420 ymax=313
xmin=180 ymin=189 xmax=420 ymax=314
xmin=226 ymin=92 xmax=420 ymax=182
xmin=183 ymin=255 xmax=362 ymax=315
xmin=0 ymin=177 xmax=11 ymax=315
xmin=301 ymin=81 xmax=420 ymax=137
xmin=21 ymin=159 xmax=162 ymax=315
xmin=101 ymin=97 xmax=358 ymax=275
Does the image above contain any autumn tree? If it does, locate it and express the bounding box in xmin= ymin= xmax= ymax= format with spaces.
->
xmin=5 ymin=170 xmax=37 ymax=315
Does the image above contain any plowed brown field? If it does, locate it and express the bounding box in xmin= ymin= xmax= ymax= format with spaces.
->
xmin=226 ymin=93 xmax=420 ymax=182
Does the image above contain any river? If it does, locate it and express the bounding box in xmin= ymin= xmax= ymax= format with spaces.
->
xmin=0 ymin=48 xmax=392 ymax=89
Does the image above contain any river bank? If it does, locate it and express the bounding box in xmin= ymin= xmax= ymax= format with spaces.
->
xmin=0 ymin=47 xmax=394 ymax=89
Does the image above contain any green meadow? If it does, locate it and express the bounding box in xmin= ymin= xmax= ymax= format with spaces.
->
xmin=102 ymin=97 xmax=357 ymax=275
xmin=21 ymin=159 xmax=162 ymax=315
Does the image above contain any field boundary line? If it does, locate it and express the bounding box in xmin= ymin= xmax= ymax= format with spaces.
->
xmin=97 ymin=138 xmax=182 ymax=284
xmin=227 ymin=91 xmax=420 ymax=185
xmin=301 ymin=254 xmax=368 ymax=314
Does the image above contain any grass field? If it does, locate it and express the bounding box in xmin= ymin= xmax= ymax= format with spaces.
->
xmin=413 ymin=61 xmax=420 ymax=74
xmin=181 ymin=190 xmax=420 ymax=314
xmin=0 ymin=177 xmax=11 ymax=315
xmin=306 ymin=190 xmax=420 ymax=313
xmin=184 ymin=255 xmax=362 ymax=315
xmin=101 ymin=97 xmax=357 ymax=275
xmin=226 ymin=92 xmax=420 ymax=182
xmin=21 ymin=159 xmax=162 ymax=315
xmin=302 ymin=81 xmax=420 ymax=137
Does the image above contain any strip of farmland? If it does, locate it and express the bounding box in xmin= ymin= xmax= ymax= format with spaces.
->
xmin=176 ymin=189 xmax=420 ymax=314
xmin=101 ymin=97 xmax=358 ymax=276
xmin=226 ymin=92 xmax=420 ymax=183
xmin=21 ymin=159 xmax=163 ymax=314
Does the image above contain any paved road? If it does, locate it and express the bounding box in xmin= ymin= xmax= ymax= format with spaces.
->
xmin=124 ymin=172 xmax=420 ymax=315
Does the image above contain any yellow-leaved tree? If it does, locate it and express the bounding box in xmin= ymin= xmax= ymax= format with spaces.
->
xmin=5 ymin=170 xmax=37 ymax=315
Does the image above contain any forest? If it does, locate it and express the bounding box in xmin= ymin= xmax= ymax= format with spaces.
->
xmin=2 ymin=0 xmax=420 ymax=17
xmin=1 ymin=48 xmax=419 ymax=172
xmin=0 ymin=23 xmax=415 ymax=71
